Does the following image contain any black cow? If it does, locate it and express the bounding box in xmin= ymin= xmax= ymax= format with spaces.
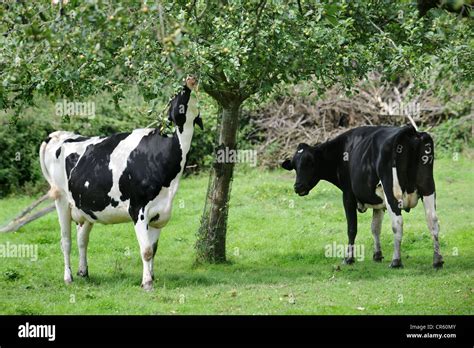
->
xmin=282 ymin=125 xmax=443 ymax=268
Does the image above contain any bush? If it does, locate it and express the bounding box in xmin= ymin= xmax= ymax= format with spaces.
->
xmin=430 ymin=116 xmax=474 ymax=156
xmin=0 ymin=116 xmax=53 ymax=198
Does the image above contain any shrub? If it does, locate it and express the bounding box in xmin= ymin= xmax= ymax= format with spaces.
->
xmin=0 ymin=116 xmax=53 ymax=197
xmin=430 ymin=116 xmax=474 ymax=156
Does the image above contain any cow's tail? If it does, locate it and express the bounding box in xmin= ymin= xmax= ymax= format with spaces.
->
xmin=39 ymin=137 xmax=62 ymax=200
xmin=392 ymin=125 xmax=436 ymax=196
xmin=415 ymin=131 xmax=436 ymax=196
xmin=390 ymin=125 xmax=417 ymax=199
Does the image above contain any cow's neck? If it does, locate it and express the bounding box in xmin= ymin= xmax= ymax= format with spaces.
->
xmin=315 ymin=139 xmax=342 ymax=188
xmin=176 ymin=122 xmax=194 ymax=169
xmin=174 ymin=94 xmax=198 ymax=177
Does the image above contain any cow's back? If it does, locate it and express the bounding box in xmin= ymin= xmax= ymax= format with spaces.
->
xmin=40 ymin=128 xmax=185 ymax=226
xmin=343 ymin=126 xmax=402 ymax=205
xmin=341 ymin=125 xmax=435 ymax=210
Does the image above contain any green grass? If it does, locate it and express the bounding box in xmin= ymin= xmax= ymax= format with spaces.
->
xmin=0 ymin=156 xmax=473 ymax=315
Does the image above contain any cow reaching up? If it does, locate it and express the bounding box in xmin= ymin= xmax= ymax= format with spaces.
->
xmin=39 ymin=76 xmax=203 ymax=291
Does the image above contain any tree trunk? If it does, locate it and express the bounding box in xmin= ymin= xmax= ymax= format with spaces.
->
xmin=196 ymin=97 xmax=241 ymax=263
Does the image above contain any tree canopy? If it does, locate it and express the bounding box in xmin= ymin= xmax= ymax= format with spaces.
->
xmin=1 ymin=0 xmax=471 ymax=112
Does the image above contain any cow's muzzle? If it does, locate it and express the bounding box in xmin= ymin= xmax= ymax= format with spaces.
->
xmin=294 ymin=183 xmax=309 ymax=196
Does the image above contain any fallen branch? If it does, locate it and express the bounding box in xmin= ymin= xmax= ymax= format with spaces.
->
xmin=0 ymin=194 xmax=55 ymax=233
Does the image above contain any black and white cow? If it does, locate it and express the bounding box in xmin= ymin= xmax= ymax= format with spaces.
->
xmin=39 ymin=76 xmax=203 ymax=290
xmin=282 ymin=125 xmax=443 ymax=269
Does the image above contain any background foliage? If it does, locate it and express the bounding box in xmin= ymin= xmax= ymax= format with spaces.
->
xmin=0 ymin=0 xmax=472 ymax=197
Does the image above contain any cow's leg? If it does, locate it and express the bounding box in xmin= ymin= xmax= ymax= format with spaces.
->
xmin=342 ymin=192 xmax=358 ymax=264
xmin=381 ymin=177 xmax=404 ymax=268
xmin=414 ymin=132 xmax=442 ymax=268
xmin=77 ymin=221 xmax=93 ymax=277
xmin=148 ymin=227 xmax=161 ymax=281
xmin=134 ymin=215 xmax=160 ymax=291
xmin=371 ymin=209 xmax=384 ymax=262
xmin=55 ymin=196 xmax=73 ymax=283
xmin=387 ymin=208 xmax=403 ymax=268
xmin=423 ymin=193 xmax=444 ymax=268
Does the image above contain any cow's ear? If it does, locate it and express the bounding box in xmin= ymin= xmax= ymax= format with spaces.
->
xmin=281 ymin=159 xmax=293 ymax=171
xmin=194 ymin=114 xmax=203 ymax=130
xmin=297 ymin=143 xmax=309 ymax=150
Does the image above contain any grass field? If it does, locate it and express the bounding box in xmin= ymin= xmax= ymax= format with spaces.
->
xmin=0 ymin=156 xmax=473 ymax=315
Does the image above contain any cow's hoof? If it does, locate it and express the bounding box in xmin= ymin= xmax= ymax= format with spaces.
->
xmin=64 ymin=267 xmax=73 ymax=284
xmin=77 ymin=268 xmax=89 ymax=277
xmin=141 ymin=281 xmax=154 ymax=292
xmin=373 ymin=251 xmax=384 ymax=262
xmin=343 ymin=257 xmax=355 ymax=265
xmin=389 ymin=259 xmax=403 ymax=268
xmin=433 ymin=254 xmax=444 ymax=269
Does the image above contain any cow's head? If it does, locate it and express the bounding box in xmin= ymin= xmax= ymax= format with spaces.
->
xmin=168 ymin=75 xmax=203 ymax=132
xmin=281 ymin=143 xmax=321 ymax=196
